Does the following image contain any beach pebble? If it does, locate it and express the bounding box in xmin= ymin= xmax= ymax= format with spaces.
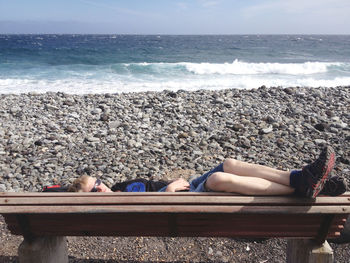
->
xmin=65 ymin=125 xmax=78 ymax=133
xmin=315 ymin=139 xmax=327 ymax=145
xmin=0 ymin=184 xmax=6 ymax=192
xmin=260 ymin=126 xmax=273 ymax=134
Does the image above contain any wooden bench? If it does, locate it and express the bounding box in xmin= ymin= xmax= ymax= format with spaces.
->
xmin=1 ymin=192 xmax=349 ymax=263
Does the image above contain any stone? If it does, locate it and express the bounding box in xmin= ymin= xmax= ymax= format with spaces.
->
xmin=315 ymin=139 xmax=327 ymax=145
xmin=100 ymin=113 xmax=109 ymax=121
xmin=314 ymin=123 xmax=328 ymax=132
xmin=109 ymin=121 xmax=121 ymax=129
xmin=238 ymin=136 xmax=251 ymax=148
xmin=232 ymin=123 xmax=245 ymax=131
xmin=18 ymin=236 xmax=68 ymax=263
xmin=85 ymin=136 xmax=100 ymax=143
xmin=91 ymin=108 xmax=102 ymax=115
xmin=335 ymin=122 xmax=348 ymax=129
xmin=260 ymin=126 xmax=273 ymax=134
xmin=178 ymin=132 xmax=189 ymax=138
xmin=63 ymin=99 xmax=75 ymax=106
xmin=65 ymin=125 xmax=78 ymax=133
xmin=0 ymin=184 xmax=6 ymax=192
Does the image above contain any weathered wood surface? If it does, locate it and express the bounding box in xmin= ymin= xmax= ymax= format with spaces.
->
xmin=0 ymin=192 xmax=349 ymax=241
xmin=3 ymin=213 xmax=345 ymax=238
xmin=1 ymin=192 xmax=350 ymax=214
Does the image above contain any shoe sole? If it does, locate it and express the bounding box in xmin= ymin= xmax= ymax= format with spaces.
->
xmin=310 ymin=151 xmax=336 ymax=198
xmin=320 ymin=176 xmax=347 ymax=196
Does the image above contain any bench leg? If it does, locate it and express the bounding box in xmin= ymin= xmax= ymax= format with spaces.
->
xmin=286 ymin=239 xmax=333 ymax=263
xmin=18 ymin=236 xmax=68 ymax=263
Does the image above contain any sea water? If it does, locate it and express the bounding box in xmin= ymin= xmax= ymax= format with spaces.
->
xmin=0 ymin=34 xmax=349 ymax=94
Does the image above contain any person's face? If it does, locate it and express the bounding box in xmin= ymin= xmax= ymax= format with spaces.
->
xmin=82 ymin=177 xmax=112 ymax=192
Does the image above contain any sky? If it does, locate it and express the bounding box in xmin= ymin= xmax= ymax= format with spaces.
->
xmin=0 ymin=0 xmax=349 ymax=34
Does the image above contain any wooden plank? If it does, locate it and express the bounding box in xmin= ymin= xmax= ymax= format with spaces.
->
xmin=1 ymin=205 xmax=350 ymax=214
xmin=6 ymin=226 xmax=322 ymax=238
xmin=2 ymin=191 xmax=350 ymax=197
xmin=1 ymin=195 xmax=350 ymax=206
xmin=4 ymin=212 xmax=345 ymax=239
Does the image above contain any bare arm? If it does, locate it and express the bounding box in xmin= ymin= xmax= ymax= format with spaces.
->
xmin=165 ymin=178 xmax=190 ymax=192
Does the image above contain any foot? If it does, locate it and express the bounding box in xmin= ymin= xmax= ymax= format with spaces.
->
xmin=299 ymin=146 xmax=336 ymax=198
xmin=320 ymin=176 xmax=347 ymax=196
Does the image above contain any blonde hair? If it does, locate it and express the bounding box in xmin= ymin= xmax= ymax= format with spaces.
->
xmin=68 ymin=175 xmax=90 ymax=192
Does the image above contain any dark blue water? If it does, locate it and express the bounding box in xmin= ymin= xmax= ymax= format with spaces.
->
xmin=1 ymin=35 xmax=350 ymax=93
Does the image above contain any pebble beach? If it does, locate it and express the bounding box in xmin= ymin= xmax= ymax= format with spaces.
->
xmin=1 ymin=86 xmax=350 ymax=262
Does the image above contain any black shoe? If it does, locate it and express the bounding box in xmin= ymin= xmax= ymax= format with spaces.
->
xmin=300 ymin=146 xmax=336 ymax=198
xmin=320 ymin=176 xmax=347 ymax=196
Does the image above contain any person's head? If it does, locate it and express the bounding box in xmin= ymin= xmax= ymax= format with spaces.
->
xmin=68 ymin=175 xmax=112 ymax=192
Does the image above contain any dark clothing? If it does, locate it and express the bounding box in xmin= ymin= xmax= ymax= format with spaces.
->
xmin=111 ymin=178 xmax=168 ymax=192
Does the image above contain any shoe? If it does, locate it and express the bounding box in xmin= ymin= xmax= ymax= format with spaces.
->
xmin=320 ymin=176 xmax=347 ymax=196
xmin=299 ymin=146 xmax=336 ymax=198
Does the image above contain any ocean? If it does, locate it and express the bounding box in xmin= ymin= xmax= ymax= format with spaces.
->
xmin=0 ymin=34 xmax=350 ymax=94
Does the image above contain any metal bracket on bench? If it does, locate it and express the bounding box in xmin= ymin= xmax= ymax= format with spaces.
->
xmin=315 ymin=214 xmax=335 ymax=245
xmin=17 ymin=214 xmax=36 ymax=243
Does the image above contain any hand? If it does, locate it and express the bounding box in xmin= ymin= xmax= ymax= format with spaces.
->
xmin=165 ymin=178 xmax=190 ymax=192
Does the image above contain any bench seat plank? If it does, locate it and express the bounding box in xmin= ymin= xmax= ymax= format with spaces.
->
xmin=2 ymin=213 xmax=343 ymax=238
xmin=1 ymin=192 xmax=350 ymax=205
xmin=0 ymin=205 xmax=349 ymax=214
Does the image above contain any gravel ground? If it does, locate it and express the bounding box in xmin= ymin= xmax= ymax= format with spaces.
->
xmin=0 ymin=86 xmax=350 ymax=262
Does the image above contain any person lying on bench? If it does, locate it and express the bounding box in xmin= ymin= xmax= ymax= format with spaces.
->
xmin=68 ymin=146 xmax=347 ymax=198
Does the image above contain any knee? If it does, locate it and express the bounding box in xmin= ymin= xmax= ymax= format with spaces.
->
xmin=206 ymin=172 xmax=227 ymax=191
xmin=223 ymin=158 xmax=238 ymax=170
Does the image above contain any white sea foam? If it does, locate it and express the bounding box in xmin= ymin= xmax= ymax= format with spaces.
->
xmin=181 ymin=60 xmax=340 ymax=75
xmin=0 ymin=61 xmax=349 ymax=94
xmin=1 ymin=75 xmax=350 ymax=94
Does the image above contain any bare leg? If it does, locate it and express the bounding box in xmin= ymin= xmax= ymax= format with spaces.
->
xmin=223 ymin=159 xmax=291 ymax=186
xmin=206 ymin=172 xmax=295 ymax=195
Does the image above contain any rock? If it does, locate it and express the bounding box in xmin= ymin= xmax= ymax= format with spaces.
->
xmin=100 ymin=113 xmax=109 ymax=121
xmin=260 ymin=126 xmax=273 ymax=134
xmin=69 ymin=112 xmax=80 ymax=119
xmin=214 ymin=98 xmax=225 ymax=104
xmin=335 ymin=122 xmax=348 ymax=129
xmin=91 ymin=108 xmax=102 ymax=115
xmin=45 ymin=104 xmax=59 ymax=111
xmin=65 ymin=125 xmax=78 ymax=133
xmin=109 ymin=121 xmax=121 ymax=129
xmin=284 ymin=87 xmax=294 ymax=95
xmin=85 ymin=136 xmax=100 ymax=143
xmin=238 ymin=136 xmax=251 ymax=148
xmin=10 ymin=107 xmax=21 ymax=114
xmin=0 ymin=184 xmax=6 ymax=192
xmin=231 ymin=123 xmax=245 ymax=131
xmin=178 ymin=132 xmax=189 ymax=138
xmin=315 ymin=139 xmax=327 ymax=145
xmin=63 ymin=98 xmax=75 ymax=106
xmin=314 ymin=123 xmax=328 ymax=132
xmin=34 ymin=140 xmax=44 ymax=146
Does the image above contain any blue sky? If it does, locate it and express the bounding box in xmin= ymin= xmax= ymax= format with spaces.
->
xmin=0 ymin=0 xmax=349 ymax=34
